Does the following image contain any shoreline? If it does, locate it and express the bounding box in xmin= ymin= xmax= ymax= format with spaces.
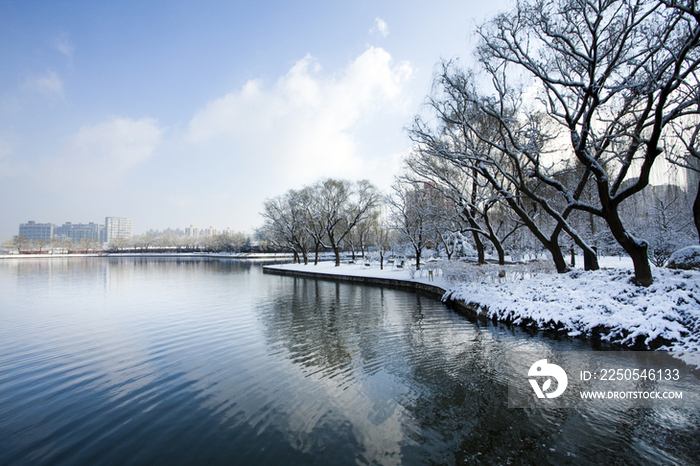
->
xmin=263 ymin=262 xmax=700 ymax=368
xmin=262 ymin=262 xmax=587 ymax=335
xmin=262 ymin=264 xmax=450 ymax=302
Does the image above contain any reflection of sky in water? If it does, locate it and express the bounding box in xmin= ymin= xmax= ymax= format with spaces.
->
xmin=0 ymin=258 xmax=699 ymax=466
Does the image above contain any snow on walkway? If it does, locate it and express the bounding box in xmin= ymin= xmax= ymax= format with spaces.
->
xmin=265 ymin=260 xmax=452 ymax=290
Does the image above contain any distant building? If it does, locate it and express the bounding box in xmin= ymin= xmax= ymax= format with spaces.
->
xmin=201 ymin=226 xmax=218 ymax=237
xmin=104 ymin=217 xmax=132 ymax=243
xmin=54 ymin=222 xmax=102 ymax=242
xmin=144 ymin=227 xmax=186 ymax=238
xmin=185 ymin=225 xmax=198 ymax=237
xmin=19 ymin=221 xmax=54 ymax=240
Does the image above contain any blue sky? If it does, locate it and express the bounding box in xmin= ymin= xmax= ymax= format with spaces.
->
xmin=0 ymin=0 xmax=511 ymax=239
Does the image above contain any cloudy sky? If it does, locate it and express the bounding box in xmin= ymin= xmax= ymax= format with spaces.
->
xmin=0 ymin=0 xmax=511 ymax=239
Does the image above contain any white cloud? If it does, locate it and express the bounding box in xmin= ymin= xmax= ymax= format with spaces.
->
xmin=48 ymin=117 xmax=165 ymax=187
xmin=21 ymin=70 xmax=64 ymax=97
xmin=371 ymin=17 xmax=389 ymax=37
xmin=53 ymin=33 xmax=74 ymax=59
xmin=187 ymin=47 xmax=412 ymax=183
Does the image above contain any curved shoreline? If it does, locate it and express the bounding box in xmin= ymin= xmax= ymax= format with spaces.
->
xmin=261 ymin=265 xmax=622 ymax=349
xmin=262 ymin=264 xmax=700 ymax=361
xmin=262 ymin=264 xmax=481 ymax=319
xmin=260 ymin=265 xmax=632 ymax=351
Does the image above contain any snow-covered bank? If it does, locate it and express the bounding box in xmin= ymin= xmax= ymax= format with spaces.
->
xmin=265 ymin=261 xmax=700 ymax=368
xmin=264 ymin=260 xmax=451 ymax=290
xmin=446 ymin=268 xmax=699 ymax=355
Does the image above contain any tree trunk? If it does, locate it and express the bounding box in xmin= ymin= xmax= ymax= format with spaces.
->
xmin=494 ymin=239 xmax=505 ymax=265
xmin=694 ymin=179 xmax=700 ymax=243
xmin=334 ymin=247 xmax=341 ymax=266
xmin=472 ymin=230 xmax=485 ymax=264
xmin=548 ymin=241 xmax=568 ymax=273
xmin=584 ymin=247 xmax=597 ymax=271
xmin=570 ymin=246 xmax=576 ymax=267
xmin=552 ymin=221 xmax=598 ymax=271
xmin=415 ymin=246 xmax=422 ymax=271
xmin=607 ymin=212 xmax=654 ymax=286
xmin=482 ymin=207 xmax=505 ymax=265
xmin=628 ymin=245 xmax=653 ymax=286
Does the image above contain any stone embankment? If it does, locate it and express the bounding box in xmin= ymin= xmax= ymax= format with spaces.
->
xmin=262 ymin=264 xmax=479 ymax=317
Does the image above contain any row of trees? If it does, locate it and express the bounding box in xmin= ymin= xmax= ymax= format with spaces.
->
xmin=107 ymin=232 xmax=250 ymax=253
xmin=2 ymin=236 xmax=102 ymax=254
xmin=260 ymin=0 xmax=700 ymax=286
xmin=402 ymin=0 xmax=700 ymax=286
xmin=2 ymin=232 xmax=252 ymax=254
xmin=257 ymin=179 xmax=382 ymax=266
xmin=257 ymin=173 xmax=696 ymax=275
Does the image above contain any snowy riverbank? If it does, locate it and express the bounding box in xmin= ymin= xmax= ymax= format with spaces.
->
xmin=264 ymin=260 xmax=700 ymax=368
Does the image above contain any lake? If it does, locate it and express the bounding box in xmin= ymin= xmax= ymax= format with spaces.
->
xmin=0 ymin=257 xmax=698 ymax=465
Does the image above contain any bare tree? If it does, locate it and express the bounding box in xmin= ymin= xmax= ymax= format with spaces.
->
xmin=387 ymin=180 xmax=438 ymax=270
xmin=469 ymin=0 xmax=700 ymax=285
xmin=259 ymin=190 xmax=312 ymax=264
xmin=316 ymin=179 xmax=381 ymax=266
xmin=402 ymin=143 xmax=523 ymax=264
xmin=667 ymin=117 xmax=700 ymax=242
xmin=368 ymin=211 xmax=394 ymax=269
xmin=33 ymin=238 xmax=47 ymax=253
xmin=410 ymin=64 xmax=600 ymax=272
xmin=3 ymin=236 xmax=30 ymax=254
xmin=298 ymin=185 xmax=327 ymax=265
xmin=109 ymin=237 xmax=128 ymax=252
xmin=645 ymin=189 xmax=695 ymax=266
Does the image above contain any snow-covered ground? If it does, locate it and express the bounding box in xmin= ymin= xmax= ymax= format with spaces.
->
xmin=266 ymin=258 xmax=700 ymax=368
xmin=265 ymin=259 xmax=453 ymax=290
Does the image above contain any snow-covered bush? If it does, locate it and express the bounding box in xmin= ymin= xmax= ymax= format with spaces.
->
xmin=439 ymin=260 xmax=554 ymax=284
xmin=667 ymin=246 xmax=700 ymax=270
xmin=444 ymin=268 xmax=700 ymax=355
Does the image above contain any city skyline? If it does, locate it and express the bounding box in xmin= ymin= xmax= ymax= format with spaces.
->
xmin=0 ymin=0 xmax=512 ymax=241
xmin=15 ymin=217 xmax=250 ymax=240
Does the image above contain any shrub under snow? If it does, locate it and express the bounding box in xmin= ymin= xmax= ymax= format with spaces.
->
xmin=667 ymin=245 xmax=700 ymax=270
xmin=443 ymin=268 xmax=700 ymax=356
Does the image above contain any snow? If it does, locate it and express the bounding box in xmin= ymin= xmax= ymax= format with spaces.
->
xmin=266 ymin=259 xmax=700 ymax=368
xmin=446 ymin=267 xmax=699 ymax=354
xmin=265 ymin=259 xmax=452 ymax=289
xmin=667 ymin=246 xmax=700 ymax=270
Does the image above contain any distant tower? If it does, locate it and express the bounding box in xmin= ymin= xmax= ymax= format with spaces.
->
xmin=185 ymin=225 xmax=198 ymax=237
xmin=104 ymin=217 xmax=133 ymax=243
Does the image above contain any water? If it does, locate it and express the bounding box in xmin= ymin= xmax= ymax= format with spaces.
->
xmin=0 ymin=257 xmax=698 ymax=465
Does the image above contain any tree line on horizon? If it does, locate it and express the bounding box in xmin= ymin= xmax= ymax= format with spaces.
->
xmin=2 ymin=231 xmax=254 ymax=255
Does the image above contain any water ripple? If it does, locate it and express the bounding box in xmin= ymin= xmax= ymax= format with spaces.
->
xmin=1 ymin=259 xmax=698 ymax=466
